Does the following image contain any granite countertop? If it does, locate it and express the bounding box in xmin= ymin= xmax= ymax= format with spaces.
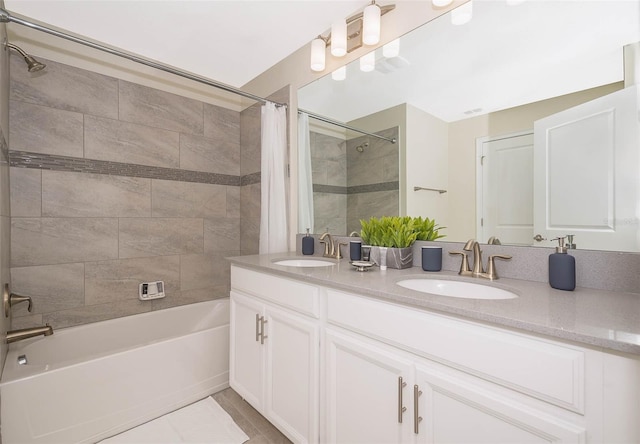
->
xmin=228 ymin=252 xmax=640 ymax=356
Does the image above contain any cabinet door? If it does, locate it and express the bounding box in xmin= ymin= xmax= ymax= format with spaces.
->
xmin=264 ymin=305 xmax=320 ymax=444
xmin=414 ymin=362 xmax=586 ymax=444
xmin=325 ymin=329 xmax=415 ymax=444
xmin=230 ymin=291 xmax=265 ymax=411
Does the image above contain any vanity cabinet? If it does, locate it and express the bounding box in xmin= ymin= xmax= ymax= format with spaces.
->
xmin=230 ymin=264 xmax=640 ymax=444
xmin=230 ymin=267 xmax=320 ymax=444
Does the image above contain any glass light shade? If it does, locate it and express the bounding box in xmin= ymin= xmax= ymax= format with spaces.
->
xmin=332 ymin=66 xmax=347 ymax=81
xmin=432 ymin=0 xmax=453 ymax=6
xmin=451 ymin=2 xmax=473 ymax=25
xmin=383 ymin=39 xmax=400 ymax=58
xmin=362 ymin=3 xmax=381 ymax=45
xmin=331 ymin=19 xmax=347 ymax=57
xmin=360 ymin=51 xmax=375 ymax=72
xmin=310 ymin=38 xmax=326 ymax=72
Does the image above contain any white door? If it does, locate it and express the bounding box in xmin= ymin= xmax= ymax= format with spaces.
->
xmin=325 ymin=329 xmax=415 ymax=444
xmin=264 ymin=305 xmax=320 ymax=444
xmin=478 ymin=133 xmax=534 ymax=245
xmin=414 ymin=362 xmax=585 ymax=443
xmin=229 ymin=291 xmax=265 ymax=411
xmin=533 ymin=85 xmax=640 ymax=251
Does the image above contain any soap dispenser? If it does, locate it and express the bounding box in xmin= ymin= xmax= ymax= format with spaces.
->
xmin=302 ymin=228 xmax=314 ymax=255
xmin=549 ymin=237 xmax=576 ymax=291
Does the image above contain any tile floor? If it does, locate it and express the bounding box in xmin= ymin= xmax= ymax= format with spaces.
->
xmin=212 ymin=388 xmax=292 ymax=444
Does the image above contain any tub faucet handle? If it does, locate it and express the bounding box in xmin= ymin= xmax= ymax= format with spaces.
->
xmin=3 ymin=284 xmax=33 ymax=318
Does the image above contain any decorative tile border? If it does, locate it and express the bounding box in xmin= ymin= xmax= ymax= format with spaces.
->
xmin=314 ymin=181 xmax=399 ymax=195
xmin=9 ymin=151 xmax=258 ymax=186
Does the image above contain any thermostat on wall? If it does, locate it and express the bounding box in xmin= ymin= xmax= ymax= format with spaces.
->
xmin=139 ymin=281 xmax=165 ymax=301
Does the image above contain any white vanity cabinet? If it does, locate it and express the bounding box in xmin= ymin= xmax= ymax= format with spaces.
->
xmin=230 ymin=264 xmax=640 ymax=444
xmin=230 ymin=266 xmax=320 ymax=444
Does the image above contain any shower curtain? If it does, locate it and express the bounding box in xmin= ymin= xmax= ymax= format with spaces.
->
xmin=259 ymin=102 xmax=289 ymax=254
xmin=297 ymin=113 xmax=314 ymax=233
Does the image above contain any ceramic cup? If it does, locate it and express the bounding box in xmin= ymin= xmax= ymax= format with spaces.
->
xmin=421 ymin=246 xmax=442 ymax=272
xmin=350 ymin=241 xmax=362 ymax=261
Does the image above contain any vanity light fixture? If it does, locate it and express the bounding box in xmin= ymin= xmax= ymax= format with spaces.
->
xmin=362 ymin=1 xmax=381 ymax=45
xmin=309 ymin=2 xmax=395 ymax=73
xmin=331 ymin=19 xmax=347 ymax=57
xmin=451 ymin=1 xmax=473 ymax=25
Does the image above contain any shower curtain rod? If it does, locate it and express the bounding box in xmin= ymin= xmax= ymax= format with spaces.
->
xmin=299 ymin=109 xmax=397 ymax=144
xmin=0 ymin=8 xmax=286 ymax=108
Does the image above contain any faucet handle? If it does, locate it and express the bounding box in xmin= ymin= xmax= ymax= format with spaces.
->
xmin=335 ymin=241 xmax=348 ymax=260
xmin=449 ymin=251 xmax=471 ymax=275
xmin=485 ymin=254 xmax=512 ymax=280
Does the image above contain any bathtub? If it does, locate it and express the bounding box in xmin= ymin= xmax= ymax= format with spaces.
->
xmin=1 ymin=299 xmax=230 ymax=444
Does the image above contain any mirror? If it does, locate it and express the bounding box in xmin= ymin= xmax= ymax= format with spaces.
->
xmin=298 ymin=0 xmax=640 ymax=252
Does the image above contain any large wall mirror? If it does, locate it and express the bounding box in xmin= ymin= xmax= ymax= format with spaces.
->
xmin=297 ymin=0 xmax=640 ymax=252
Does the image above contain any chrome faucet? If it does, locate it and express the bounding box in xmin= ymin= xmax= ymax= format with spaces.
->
xmin=450 ymin=239 xmax=511 ymax=280
xmin=319 ymin=231 xmax=347 ymax=260
xmin=7 ymin=324 xmax=53 ymax=343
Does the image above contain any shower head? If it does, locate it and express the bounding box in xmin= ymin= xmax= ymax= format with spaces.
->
xmin=356 ymin=142 xmax=369 ymax=153
xmin=5 ymin=42 xmax=46 ymax=72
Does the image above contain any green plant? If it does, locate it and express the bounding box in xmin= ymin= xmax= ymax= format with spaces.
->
xmin=413 ymin=216 xmax=446 ymax=241
xmin=360 ymin=216 xmax=445 ymax=247
xmin=359 ymin=216 xmax=418 ymax=248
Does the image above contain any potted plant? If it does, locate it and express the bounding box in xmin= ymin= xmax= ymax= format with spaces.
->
xmin=360 ymin=216 xmax=445 ymax=269
xmin=359 ymin=216 xmax=417 ymax=269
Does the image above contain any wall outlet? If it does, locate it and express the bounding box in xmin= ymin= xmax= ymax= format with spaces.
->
xmin=139 ymin=281 xmax=165 ymax=301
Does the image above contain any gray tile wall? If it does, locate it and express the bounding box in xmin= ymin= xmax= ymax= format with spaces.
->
xmin=8 ymin=55 xmax=249 ymax=329
xmin=310 ymin=132 xmax=347 ymax=234
xmin=346 ymin=127 xmax=399 ymax=234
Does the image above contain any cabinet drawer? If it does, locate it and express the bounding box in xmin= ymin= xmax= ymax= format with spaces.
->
xmin=231 ymin=266 xmax=320 ymax=318
xmin=327 ymin=289 xmax=585 ymax=413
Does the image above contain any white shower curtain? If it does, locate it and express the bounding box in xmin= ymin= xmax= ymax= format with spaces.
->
xmin=259 ymin=102 xmax=289 ymax=254
xmin=297 ymin=113 xmax=314 ymax=233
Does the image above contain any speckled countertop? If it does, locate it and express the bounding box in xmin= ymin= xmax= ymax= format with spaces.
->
xmin=228 ymin=252 xmax=640 ymax=356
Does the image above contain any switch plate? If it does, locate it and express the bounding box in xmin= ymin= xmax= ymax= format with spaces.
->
xmin=139 ymin=281 xmax=165 ymax=301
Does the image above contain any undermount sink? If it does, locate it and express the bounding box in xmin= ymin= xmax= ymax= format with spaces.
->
xmin=396 ymin=279 xmax=518 ymax=300
xmin=272 ymin=258 xmax=336 ymax=267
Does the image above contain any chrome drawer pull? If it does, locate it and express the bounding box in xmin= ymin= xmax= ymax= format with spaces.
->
xmin=414 ymin=384 xmax=423 ymax=434
xmin=398 ymin=376 xmax=407 ymax=423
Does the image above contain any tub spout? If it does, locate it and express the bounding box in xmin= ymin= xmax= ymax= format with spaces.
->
xmin=6 ymin=324 xmax=53 ymax=343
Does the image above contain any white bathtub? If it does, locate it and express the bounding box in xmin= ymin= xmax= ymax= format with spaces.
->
xmin=0 ymin=299 xmax=230 ymax=444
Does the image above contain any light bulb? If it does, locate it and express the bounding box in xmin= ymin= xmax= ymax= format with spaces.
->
xmin=310 ymin=38 xmax=326 ymax=72
xmin=432 ymin=0 xmax=453 ymax=6
xmin=331 ymin=19 xmax=347 ymax=57
xmin=360 ymin=51 xmax=375 ymax=72
xmin=383 ymin=39 xmax=400 ymax=58
xmin=451 ymin=1 xmax=473 ymax=25
xmin=363 ymin=2 xmax=381 ymax=45
xmin=332 ymin=66 xmax=347 ymax=81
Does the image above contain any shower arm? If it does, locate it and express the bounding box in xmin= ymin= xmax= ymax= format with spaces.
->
xmin=0 ymin=8 xmax=286 ymax=108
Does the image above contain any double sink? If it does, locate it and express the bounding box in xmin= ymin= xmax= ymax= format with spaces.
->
xmin=272 ymin=257 xmax=518 ymax=300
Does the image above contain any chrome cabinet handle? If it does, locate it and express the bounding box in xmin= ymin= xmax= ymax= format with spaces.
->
xmin=533 ymin=234 xmax=547 ymax=242
xmin=260 ymin=316 xmax=268 ymax=344
xmin=413 ymin=385 xmax=423 ymax=434
xmin=398 ymin=376 xmax=407 ymax=423
xmin=255 ymin=313 xmax=260 ymax=342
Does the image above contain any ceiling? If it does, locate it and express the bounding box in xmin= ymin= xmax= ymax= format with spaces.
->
xmin=299 ymin=0 xmax=640 ymax=123
xmin=3 ymin=0 xmax=366 ymax=88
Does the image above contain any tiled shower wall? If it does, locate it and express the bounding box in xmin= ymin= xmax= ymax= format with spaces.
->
xmin=8 ymin=55 xmax=267 ymax=329
xmin=310 ymin=131 xmax=347 ymax=234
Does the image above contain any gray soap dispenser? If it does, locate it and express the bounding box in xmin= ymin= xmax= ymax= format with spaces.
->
xmin=302 ymin=228 xmax=314 ymax=255
xmin=549 ymin=236 xmax=576 ymax=291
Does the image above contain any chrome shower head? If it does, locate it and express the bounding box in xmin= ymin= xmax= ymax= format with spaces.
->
xmin=5 ymin=42 xmax=46 ymax=72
